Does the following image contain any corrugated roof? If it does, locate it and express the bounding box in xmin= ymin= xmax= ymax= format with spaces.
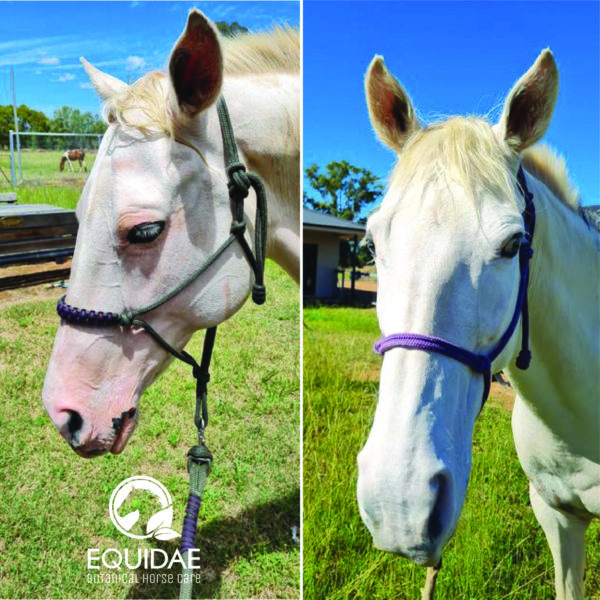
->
xmin=582 ymin=205 xmax=600 ymax=231
xmin=303 ymin=207 xmax=366 ymax=234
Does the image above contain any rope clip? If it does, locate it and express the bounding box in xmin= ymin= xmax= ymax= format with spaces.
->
xmin=187 ymin=443 xmax=213 ymax=474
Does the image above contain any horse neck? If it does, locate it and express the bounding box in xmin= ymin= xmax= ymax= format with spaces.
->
xmin=221 ymin=73 xmax=300 ymax=280
xmin=507 ymin=173 xmax=599 ymax=422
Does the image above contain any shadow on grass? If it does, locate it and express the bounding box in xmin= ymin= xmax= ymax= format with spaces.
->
xmin=125 ymin=488 xmax=300 ymax=600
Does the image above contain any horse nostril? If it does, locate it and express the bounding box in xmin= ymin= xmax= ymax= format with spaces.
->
xmin=427 ymin=472 xmax=452 ymax=542
xmin=112 ymin=408 xmax=137 ymax=435
xmin=65 ymin=409 xmax=84 ymax=443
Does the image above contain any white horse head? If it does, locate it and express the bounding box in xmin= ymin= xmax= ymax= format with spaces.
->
xmin=43 ymin=11 xmax=299 ymax=458
xmin=357 ymin=50 xmax=558 ymax=565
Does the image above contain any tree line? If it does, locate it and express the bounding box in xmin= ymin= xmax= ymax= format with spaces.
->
xmin=304 ymin=160 xmax=383 ymax=267
xmin=0 ymin=105 xmax=106 ymax=149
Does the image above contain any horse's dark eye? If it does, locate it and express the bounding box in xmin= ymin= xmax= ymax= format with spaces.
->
xmin=500 ymin=233 xmax=522 ymax=258
xmin=127 ymin=221 xmax=165 ymax=244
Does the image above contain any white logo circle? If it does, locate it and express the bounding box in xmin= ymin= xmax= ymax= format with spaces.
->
xmin=109 ymin=476 xmax=180 ymax=540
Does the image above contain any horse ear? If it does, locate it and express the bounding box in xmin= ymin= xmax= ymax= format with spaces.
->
xmin=497 ymin=49 xmax=559 ymax=152
xmin=169 ymin=10 xmax=223 ymax=117
xmin=80 ymin=58 xmax=127 ymax=100
xmin=365 ymin=56 xmax=419 ymax=152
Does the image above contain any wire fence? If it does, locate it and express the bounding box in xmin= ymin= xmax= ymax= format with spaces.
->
xmin=7 ymin=131 xmax=103 ymax=186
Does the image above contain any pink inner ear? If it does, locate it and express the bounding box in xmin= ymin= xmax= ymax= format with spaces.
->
xmin=371 ymin=75 xmax=409 ymax=136
xmin=171 ymin=19 xmax=222 ymax=115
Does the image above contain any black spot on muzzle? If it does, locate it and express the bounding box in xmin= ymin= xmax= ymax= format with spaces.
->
xmin=112 ymin=407 xmax=137 ymax=435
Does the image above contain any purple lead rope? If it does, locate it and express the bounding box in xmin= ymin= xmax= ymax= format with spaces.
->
xmin=181 ymin=494 xmax=202 ymax=554
xmin=373 ymin=165 xmax=535 ymax=410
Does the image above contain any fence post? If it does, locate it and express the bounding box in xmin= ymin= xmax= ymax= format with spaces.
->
xmin=17 ymin=131 xmax=23 ymax=183
xmin=350 ymin=234 xmax=357 ymax=304
xmin=9 ymin=131 xmax=16 ymax=188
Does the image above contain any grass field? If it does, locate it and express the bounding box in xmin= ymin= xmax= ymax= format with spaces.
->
xmin=303 ymin=307 xmax=600 ymax=600
xmin=0 ymin=148 xmax=93 ymax=210
xmin=0 ymin=149 xmax=97 ymax=190
xmin=0 ymin=261 xmax=300 ymax=599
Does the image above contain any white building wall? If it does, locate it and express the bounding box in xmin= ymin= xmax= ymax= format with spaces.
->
xmin=303 ymin=230 xmax=340 ymax=298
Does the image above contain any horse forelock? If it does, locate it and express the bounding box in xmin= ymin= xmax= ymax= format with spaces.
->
xmin=104 ymin=71 xmax=172 ymax=134
xmin=384 ymin=116 xmax=585 ymax=226
xmin=386 ymin=117 xmax=518 ymax=214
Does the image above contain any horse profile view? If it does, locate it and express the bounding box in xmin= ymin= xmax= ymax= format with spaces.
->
xmin=43 ymin=11 xmax=299 ymax=457
xmin=59 ymin=149 xmax=87 ymax=172
xmin=359 ymin=49 xmax=598 ymax=600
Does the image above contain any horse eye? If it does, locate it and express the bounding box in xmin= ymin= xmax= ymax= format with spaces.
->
xmin=127 ymin=221 xmax=165 ymax=244
xmin=500 ymin=233 xmax=523 ymax=258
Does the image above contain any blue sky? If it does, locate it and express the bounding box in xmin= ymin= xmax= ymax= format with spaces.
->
xmin=304 ymin=1 xmax=599 ymax=207
xmin=0 ymin=1 xmax=299 ymax=116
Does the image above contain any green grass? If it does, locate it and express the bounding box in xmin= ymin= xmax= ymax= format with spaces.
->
xmin=303 ymin=306 xmax=600 ymax=600
xmin=0 ymin=149 xmax=97 ymax=190
xmin=0 ymin=261 xmax=299 ymax=600
xmin=8 ymin=184 xmax=82 ymax=209
xmin=0 ymin=148 xmax=91 ymax=209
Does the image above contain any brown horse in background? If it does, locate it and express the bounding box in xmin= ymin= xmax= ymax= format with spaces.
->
xmin=59 ymin=149 xmax=87 ymax=172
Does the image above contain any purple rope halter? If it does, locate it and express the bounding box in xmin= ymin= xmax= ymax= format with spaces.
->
xmin=374 ymin=166 xmax=536 ymax=410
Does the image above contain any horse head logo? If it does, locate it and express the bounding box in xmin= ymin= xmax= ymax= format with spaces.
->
xmin=109 ymin=476 xmax=180 ymax=540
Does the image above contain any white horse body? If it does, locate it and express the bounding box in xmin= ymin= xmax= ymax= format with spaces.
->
xmin=509 ymin=169 xmax=599 ymax=598
xmin=359 ymin=49 xmax=598 ymax=599
xmin=42 ymin=12 xmax=299 ymax=457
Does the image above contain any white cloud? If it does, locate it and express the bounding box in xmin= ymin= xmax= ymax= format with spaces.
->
xmin=58 ymin=73 xmax=76 ymax=82
xmin=79 ymin=82 xmax=94 ymax=89
xmin=0 ymin=35 xmax=106 ymax=68
xmin=125 ymin=55 xmax=146 ymax=71
xmin=37 ymin=56 xmax=60 ymax=65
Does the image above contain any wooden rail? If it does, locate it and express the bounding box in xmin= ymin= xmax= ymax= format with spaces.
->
xmin=0 ymin=204 xmax=77 ymax=291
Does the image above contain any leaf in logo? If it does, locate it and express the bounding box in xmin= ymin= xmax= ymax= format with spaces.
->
xmin=153 ymin=527 xmax=181 ymax=540
xmin=145 ymin=506 xmax=174 ymax=535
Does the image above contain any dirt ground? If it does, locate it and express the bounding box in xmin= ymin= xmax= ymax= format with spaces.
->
xmin=341 ymin=274 xmax=378 ymax=292
xmin=490 ymin=381 xmax=516 ymax=411
xmin=0 ymin=261 xmax=70 ymax=309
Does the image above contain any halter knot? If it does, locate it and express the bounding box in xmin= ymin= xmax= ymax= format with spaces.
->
xmin=192 ymin=367 xmax=210 ymax=384
xmin=471 ymin=355 xmax=492 ymax=375
xmin=230 ymin=221 xmax=246 ymax=236
xmin=521 ymin=244 xmax=534 ymax=261
xmin=187 ymin=444 xmax=213 ymax=464
xmin=187 ymin=444 xmax=213 ymax=477
xmin=227 ymin=162 xmax=251 ymax=201
xmin=252 ymin=283 xmax=266 ymax=305
xmin=515 ymin=349 xmax=532 ymax=370
xmin=119 ymin=311 xmax=134 ymax=328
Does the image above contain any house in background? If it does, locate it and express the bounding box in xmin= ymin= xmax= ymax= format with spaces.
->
xmin=303 ymin=207 xmax=366 ymax=303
